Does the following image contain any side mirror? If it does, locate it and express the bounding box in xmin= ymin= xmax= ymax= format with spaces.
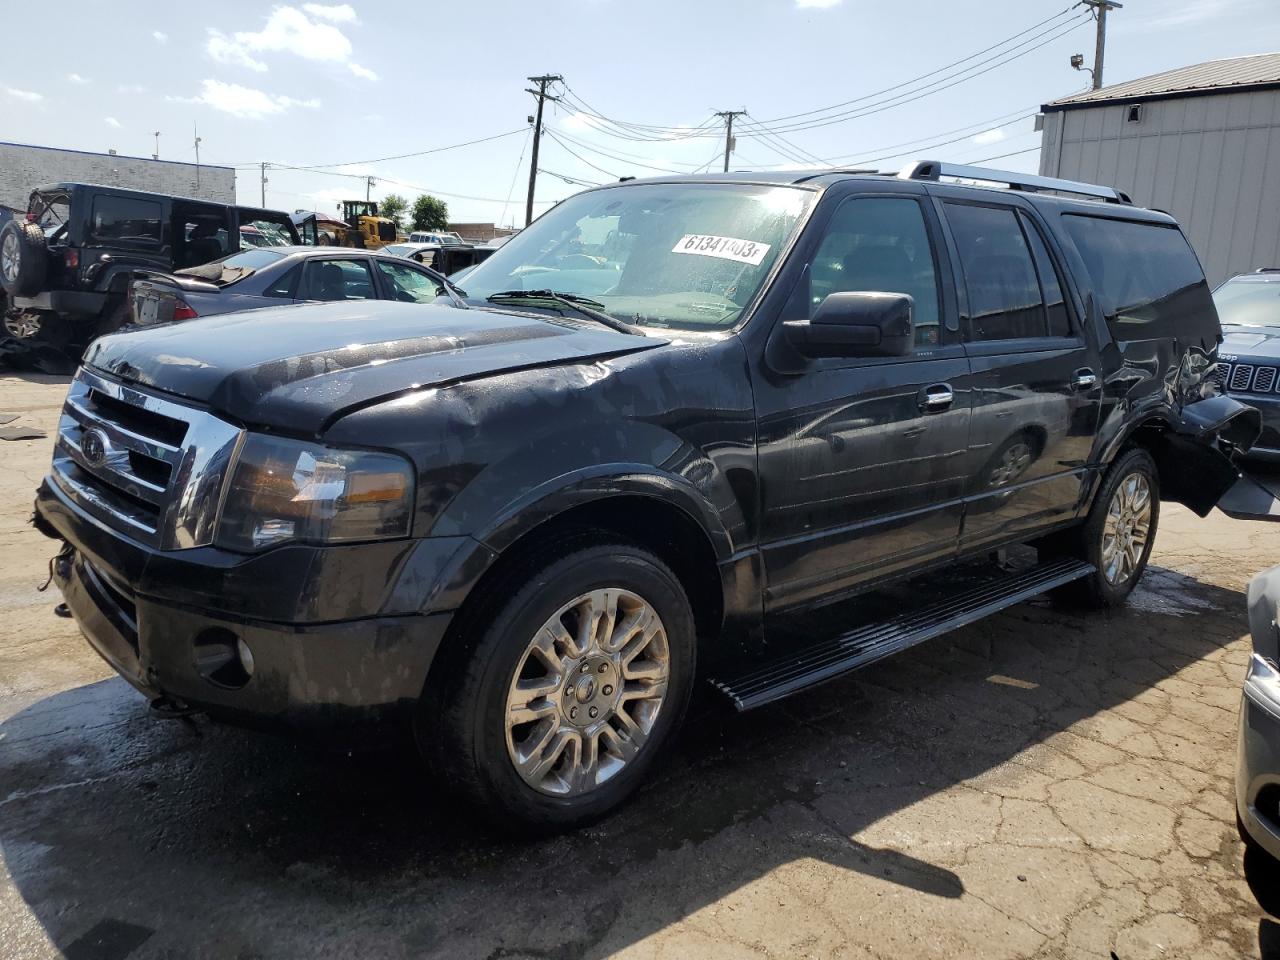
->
xmin=783 ymin=291 xmax=914 ymax=359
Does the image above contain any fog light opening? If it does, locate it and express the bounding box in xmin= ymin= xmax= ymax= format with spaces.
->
xmin=193 ymin=628 xmax=253 ymax=689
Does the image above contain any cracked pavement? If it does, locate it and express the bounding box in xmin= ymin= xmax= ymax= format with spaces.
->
xmin=1 ymin=373 xmax=1277 ymax=959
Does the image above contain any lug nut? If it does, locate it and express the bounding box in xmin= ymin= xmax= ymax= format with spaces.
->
xmin=598 ymin=663 xmax=608 ymax=673
xmin=589 ymin=707 xmax=598 ymax=718
xmin=570 ymin=707 xmax=578 ymax=720
xmin=581 ymin=663 xmax=590 ymax=673
xmin=603 ymin=685 xmax=613 ymax=696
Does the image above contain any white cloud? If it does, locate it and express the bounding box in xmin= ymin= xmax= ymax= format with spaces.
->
xmin=117 ymin=83 xmax=149 ymax=94
xmin=5 ymin=87 xmax=42 ymax=102
xmin=795 ymin=0 xmax=842 ymax=8
xmin=153 ymin=30 xmax=168 ymax=43
xmin=348 ymin=62 xmax=377 ymax=81
xmin=971 ymin=128 xmax=1006 ymax=146
xmin=303 ymin=3 xmax=358 ymax=23
xmin=67 ymin=73 xmax=90 ymax=84
xmin=207 ymin=29 xmax=269 ymax=71
xmin=104 ymin=117 xmax=122 ymax=128
xmin=207 ymin=7 xmax=352 ymax=67
xmin=177 ymin=79 xmax=320 ymax=119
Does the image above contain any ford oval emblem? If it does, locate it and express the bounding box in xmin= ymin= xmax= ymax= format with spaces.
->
xmin=80 ymin=427 xmax=109 ymax=467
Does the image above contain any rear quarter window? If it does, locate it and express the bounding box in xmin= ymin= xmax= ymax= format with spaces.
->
xmin=90 ymin=195 xmax=162 ymax=247
xmin=1062 ymin=215 xmax=1216 ymax=344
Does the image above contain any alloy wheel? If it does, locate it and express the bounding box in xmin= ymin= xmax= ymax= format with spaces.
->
xmin=504 ymin=588 xmax=670 ymax=797
xmin=1 ymin=233 xmax=18 ymax=284
xmin=3 ymin=311 xmax=43 ymax=340
xmin=1101 ymin=473 xmax=1152 ymax=585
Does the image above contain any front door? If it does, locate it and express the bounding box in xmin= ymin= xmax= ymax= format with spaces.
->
xmin=754 ymin=193 xmax=972 ymax=612
xmin=938 ymin=199 xmax=1102 ymax=550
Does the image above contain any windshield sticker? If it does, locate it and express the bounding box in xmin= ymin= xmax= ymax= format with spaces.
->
xmin=671 ymin=234 xmax=771 ymax=266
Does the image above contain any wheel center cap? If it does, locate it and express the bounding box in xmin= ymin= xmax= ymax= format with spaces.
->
xmin=574 ymin=677 xmax=596 ymax=703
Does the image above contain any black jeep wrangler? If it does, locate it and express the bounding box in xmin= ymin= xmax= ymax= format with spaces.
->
xmin=34 ymin=161 xmax=1262 ymax=832
xmin=0 ymin=183 xmax=299 ymax=347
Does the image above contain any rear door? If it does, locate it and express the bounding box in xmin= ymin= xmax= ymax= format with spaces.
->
xmin=298 ymin=257 xmax=378 ymax=301
xmin=938 ymin=198 xmax=1102 ymax=550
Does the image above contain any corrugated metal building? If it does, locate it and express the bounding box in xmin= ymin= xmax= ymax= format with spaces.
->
xmin=1039 ymin=53 xmax=1280 ymax=285
xmin=0 ymin=142 xmax=235 ymax=213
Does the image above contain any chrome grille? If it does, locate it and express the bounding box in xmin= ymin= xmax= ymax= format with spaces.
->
xmin=1253 ymin=366 xmax=1278 ymax=393
xmin=51 ymin=368 xmax=243 ymax=549
xmin=1229 ymin=364 xmax=1256 ymax=392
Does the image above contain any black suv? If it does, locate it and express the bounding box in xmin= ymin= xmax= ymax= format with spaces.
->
xmin=0 ymin=183 xmax=299 ymax=347
xmin=33 ymin=162 xmax=1262 ymax=831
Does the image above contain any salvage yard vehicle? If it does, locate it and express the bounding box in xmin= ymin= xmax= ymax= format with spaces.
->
xmin=1237 ymin=562 xmax=1280 ymax=867
xmin=0 ymin=183 xmax=300 ymax=347
xmin=128 ymin=246 xmax=456 ymax=326
xmin=1214 ymin=269 xmax=1280 ymax=461
xmin=34 ymin=161 xmax=1264 ymax=832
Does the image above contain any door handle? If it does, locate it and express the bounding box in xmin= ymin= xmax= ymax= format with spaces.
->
xmin=1071 ymin=368 xmax=1098 ymax=392
xmin=918 ymin=383 xmax=954 ymax=413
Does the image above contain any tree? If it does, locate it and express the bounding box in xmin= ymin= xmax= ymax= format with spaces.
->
xmin=380 ymin=193 xmax=408 ymax=229
xmin=411 ymin=194 xmax=450 ymax=231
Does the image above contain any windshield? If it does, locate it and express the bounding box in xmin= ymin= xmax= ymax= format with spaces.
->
xmin=176 ymin=247 xmax=285 ymax=285
xmin=459 ymin=182 xmax=812 ymax=330
xmin=1214 ymin=278 xmax=1280 ymax=329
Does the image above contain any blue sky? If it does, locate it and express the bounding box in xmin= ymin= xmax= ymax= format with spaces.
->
xmin=1 ymin=0 xmax=1276 ymax=225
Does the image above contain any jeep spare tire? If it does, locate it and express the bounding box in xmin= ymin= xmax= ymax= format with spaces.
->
xmin=0 ymin=220 xmax=49 ymax=298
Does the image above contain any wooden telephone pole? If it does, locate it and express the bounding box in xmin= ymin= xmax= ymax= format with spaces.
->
xmin=525 ymin=74 xmax=562 ymax=226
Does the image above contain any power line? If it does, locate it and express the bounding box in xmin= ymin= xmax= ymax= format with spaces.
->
xmin=754 ymin=15 xmax=1089 ymax=135
xmin=714 ymin=110 xmax=747 ymax=172
xmin=499 ymin=125 xmax=533 ymax=230
xmin=966 ymin=145 xmax=1042 ymax=164
xmin=544 ymin=129 xmax=622 ymax=179
xmin=740 ymin=114 xmax=829 ymax=165
xmin=543 ymin=127 xmax=696 ymax=174
xmin=755 ymin=4 xmax=1081 ymax=126
xmin=538 ymin=168 xmax=603 ymax=188
xmin=265 ymin=128 xmax=529 ymax=171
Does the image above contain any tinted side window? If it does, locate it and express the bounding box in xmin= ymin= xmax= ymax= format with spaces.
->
xmin=91 ymin=196 xmax=162 ymax=246
xmin=264 ymin=264 xmax=301 ymax=298
xmin=375 ymin=260 xmax=440 ymax=303
xmin=300 ymin=259 xmax=375 ymax=301
xmin=1019 ymin=213 xmax=1070 ymax=337
xmin=809 ymin=197 xmax=942 ymax=347
xmin=1062 ymin=215 xmax=1214 ymax=341
xmin=944 ymin=203 xmax=1045 ymax=341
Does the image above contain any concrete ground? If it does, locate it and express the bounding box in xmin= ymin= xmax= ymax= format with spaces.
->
xmin=1 ymin=371 xmax=1278 ymax=960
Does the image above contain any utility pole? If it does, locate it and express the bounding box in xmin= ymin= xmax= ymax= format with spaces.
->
xmin=366 ymin=175 xmax=375 ymax=203
xmin=525 ymin=73 xmax=562 ymax=227
xmin=260 ymin=162 xmax=268 ymax=207
xmin=715 ymin=110 xmax=747 ymax=173
xmin=193 ymin=122 xmax=202 ymax=189
xmin=152 ymin=131 xmax=160 ymax=161
xmin=1081 ymin=0 xmax=1121 ymax=90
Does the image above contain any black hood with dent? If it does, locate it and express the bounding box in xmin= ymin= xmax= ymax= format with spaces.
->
xmin=1222 ymin=325 xmax=1280 ymax=362
xmin=84 ymin=301 xmax=663 ymax=434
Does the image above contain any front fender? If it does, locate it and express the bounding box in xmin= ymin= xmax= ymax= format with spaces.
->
xmin=429 ymin=416 xmax=742 ymax=559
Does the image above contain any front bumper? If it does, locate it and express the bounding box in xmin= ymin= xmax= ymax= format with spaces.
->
xmin=1238 ymin=654 xmax=1280 ymax=859
xmin=36 ymin=478 xmax=459 ymax=732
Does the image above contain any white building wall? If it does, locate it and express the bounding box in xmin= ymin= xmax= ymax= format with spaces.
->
xmin=1039 ymin=88 xmax=1280 ymax=285
xmin=0 ymin=142 xmax=236 ymax=213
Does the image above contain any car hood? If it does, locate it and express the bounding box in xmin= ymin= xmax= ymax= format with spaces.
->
xmin=84 ymin=301 xmax=664 ymax=433
xmin=1222 ymin=325 xmax=1280 ymax=361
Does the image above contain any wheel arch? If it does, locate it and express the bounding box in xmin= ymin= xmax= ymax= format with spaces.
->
xmin=420 ymin=486 xmax=737 ymax=698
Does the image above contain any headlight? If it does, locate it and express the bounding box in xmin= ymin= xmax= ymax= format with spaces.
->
xmin=214 ymin=435 xmax=414 ymax=552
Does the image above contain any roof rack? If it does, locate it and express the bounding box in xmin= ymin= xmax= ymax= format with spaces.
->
xmin=898 ymin=160 xmax=1132 ymax=204
xmin=1254 ymin=267 xmax=1280 ymax=274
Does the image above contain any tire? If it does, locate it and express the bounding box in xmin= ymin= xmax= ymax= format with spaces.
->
xmin=3 ymin=308 xmax=71 ymax=347
xmin=419 ymin=539 xmax=696 ymax=834
xmin=1051 ymin=447 xmax=1160 ymax=608
xmin=0 ymin=220 xmax=49 ymax=298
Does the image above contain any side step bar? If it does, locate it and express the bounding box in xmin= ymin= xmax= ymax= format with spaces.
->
xmin=711 ymin=558 xmax=1094 ymax=712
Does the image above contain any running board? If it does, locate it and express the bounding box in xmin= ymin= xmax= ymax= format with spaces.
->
xmin=711 ymin=557 xmax=1094 ymax=712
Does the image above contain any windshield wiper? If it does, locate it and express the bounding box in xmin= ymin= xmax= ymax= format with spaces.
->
xmin=485 ymin=289 xmax=635 ymax=335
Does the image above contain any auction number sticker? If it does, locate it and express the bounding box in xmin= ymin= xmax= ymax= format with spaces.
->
xmin=671 ymin=234 xmax=771 ymax=266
